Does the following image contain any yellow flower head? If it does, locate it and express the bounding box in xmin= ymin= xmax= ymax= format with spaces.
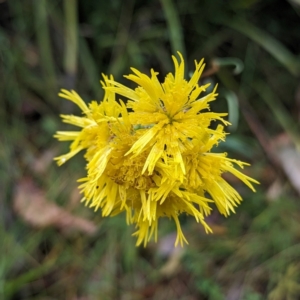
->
xmin=106 ymin=53 xmax=229 ymax=177
xmin=54 ymin=53 xmax=259 ymax=247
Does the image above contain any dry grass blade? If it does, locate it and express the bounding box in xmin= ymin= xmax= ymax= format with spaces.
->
xmin=272 ymin=134 xmax=300 ymax=196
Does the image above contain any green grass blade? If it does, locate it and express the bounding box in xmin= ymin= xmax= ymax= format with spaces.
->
xmin=64 ymin=0 xmax=78 ymax=79
xmin=160 ymin=0 xmax=185 ymax=60
xmin=224 ymin=18 xmax=300 ymax=76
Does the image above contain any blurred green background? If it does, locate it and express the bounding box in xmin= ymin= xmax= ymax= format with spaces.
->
xmin=2 ymin=0 xmax=300 ymax=299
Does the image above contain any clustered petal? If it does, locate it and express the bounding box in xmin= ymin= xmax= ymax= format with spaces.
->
xmin=54 ymin=53 xmax=259 ymax=246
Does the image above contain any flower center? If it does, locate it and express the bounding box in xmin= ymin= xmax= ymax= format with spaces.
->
xmin=106 ymin=153 xmax=155 ymax=190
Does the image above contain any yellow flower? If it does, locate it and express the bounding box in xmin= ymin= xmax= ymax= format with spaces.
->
xmin=105 ymin=52 xmax=229 ymax=177
xmin=54 ymin=53 xmax=259 ymax=247
xmin=54 ymin=75 xmax=123 ymax=166
xmin=182 ymin=125 xmax=258 ymax=217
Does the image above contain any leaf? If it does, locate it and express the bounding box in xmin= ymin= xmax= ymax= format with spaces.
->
xmin=13 ymin=178 xmax=97 ymax=235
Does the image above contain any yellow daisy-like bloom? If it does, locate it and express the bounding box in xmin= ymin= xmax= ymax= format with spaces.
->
xmin=106 ymin=53 xmax=228 ymax=177
xmin=54 ymin=53 xmax=259 ymax=247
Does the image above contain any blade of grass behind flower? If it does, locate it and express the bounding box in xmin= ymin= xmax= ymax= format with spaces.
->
xmin=150 ymin=44 xmax=174 ymax=72
xmin=160 ymin=0 xmax=186 ymax=63
xmin=63 ymin=0 xmax=78 ymax=89
xmin=0 ymin=29 xmax=22 ymax=107
xmin=78 ymin=37 xmax=102 ymax=97
xmin=108 ymin=0 xmax=135 ymax=77
xmin=127 ymin=40 xmax=146 ymax=69
xmin=34 ymin=0 xmax=57 ymax=100
xmin=223 ymin=18 xmax=300 ymax=76
xmin=223 ymin=90 xmax=239 ymax=132
xmin=191 ymin=29 xmax=231 ymax=58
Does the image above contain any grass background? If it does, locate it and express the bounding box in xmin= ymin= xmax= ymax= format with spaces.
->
xmin=1 ymin=0 xmax=300 ymax=299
